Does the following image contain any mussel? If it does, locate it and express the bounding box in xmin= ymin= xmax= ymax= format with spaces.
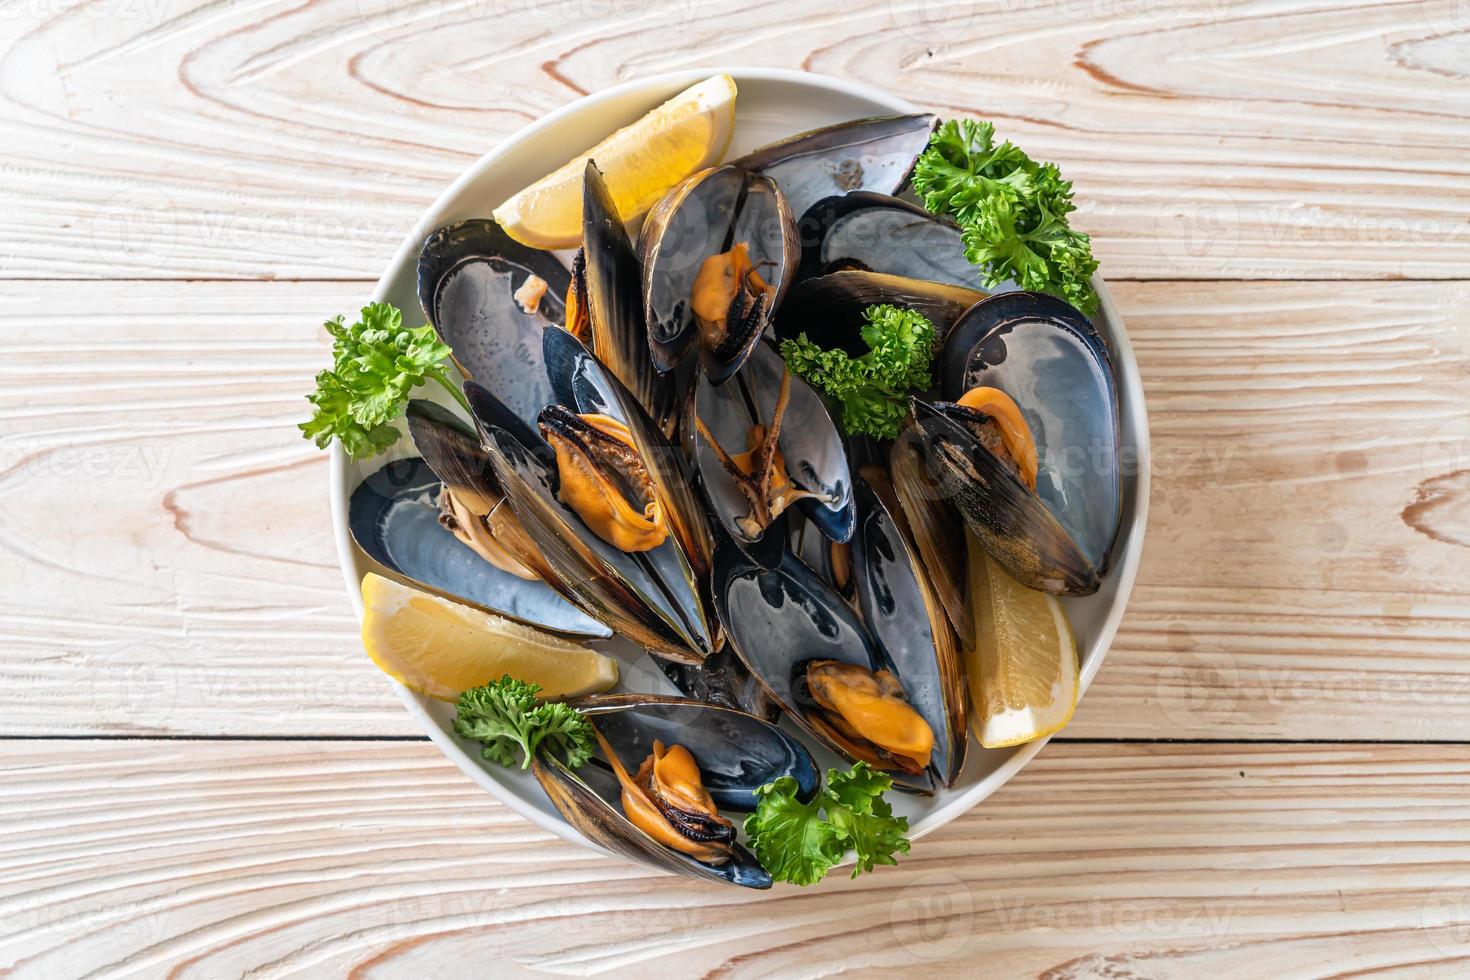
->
xmin=713 ymin=542 xmax=955 ymax=793
xmin=466 ymin=328 xmax=715 ymax=662
xmin=417 ymin=218 xmax=569 ymax=429
xmin=346 ymin=452 xmax=606 ymax=637
xmin=638 ymin=165 xmax=797 ymax=383
xmin=913 ymin=292 xmax=1121 ymax=594
xmin=531 ymin=695 xmax=818 ymax=888
xmin=689 ymin=341 xmax=853 ymax=566
xmin=794 ymin=192 xmax=974 ymax=287
xmin=583 ymin=160 xmax=677 ymax=433
xmin=734 ymin=115 xmax=939 ymax=230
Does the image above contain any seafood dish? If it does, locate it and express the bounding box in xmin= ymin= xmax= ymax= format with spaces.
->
xmin=311 ymin=73 xmax=1135 ymax=888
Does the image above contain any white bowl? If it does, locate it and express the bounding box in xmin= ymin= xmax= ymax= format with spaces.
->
xmin=331 ymin=67 xmax=1150 ymax=865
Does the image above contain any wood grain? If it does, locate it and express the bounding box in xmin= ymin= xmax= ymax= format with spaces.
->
xmin=3 ymin=278 xmax=1466 ymax=740
xmin=1 ymin=0 xmax=1466 ymax=281
xmin=5 ymin=739 xmax=1470 ymax=977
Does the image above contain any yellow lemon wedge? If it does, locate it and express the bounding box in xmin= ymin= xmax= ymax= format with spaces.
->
xmin=492 ymin=73 xmax=738 ymax=248
xmin=965 ymin=538 xmax=1079 ymax=748
xmin=359 ymin=573 xmax=618 ymax=702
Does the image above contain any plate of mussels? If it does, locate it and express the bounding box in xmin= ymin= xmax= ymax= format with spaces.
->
xmin=308 ymin=68 xmax=1149 ymax=888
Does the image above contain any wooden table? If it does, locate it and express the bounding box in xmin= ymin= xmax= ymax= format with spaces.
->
xmin=3 ymin=1 xmax=1469 ymax=975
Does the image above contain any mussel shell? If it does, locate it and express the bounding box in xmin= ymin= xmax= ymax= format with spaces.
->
xmin=889 ymin=423 xmax=971 ymax=642
xmin=574 ymin=695 xmax=816 ymax=809
xmin=795 ymin=192 xmax=974 ymax=288
xmin=531 ymin=694 xmax=818 ymax=889
xmin=653 ymin=649 xmax=780 ymax=722
xmin=910 ymin=397 xmax=1099 ymax=596
xmin=940 ymin=292 xmax=1121 ymax=574
xmin=713 ymin=543 xmax=935 ymax=794
xmin=543 ymin=326 xmax=713 ymax=583
xmin=691 ymin=341 xmax=853 ymax=566
xmin=417 ymin=219 xmax=568 ymax=429
xmin=849 ymin=478 xmax=967 ymax=787
xmin=774 ymin=269 xmax=986 ymax=357
xmin=733 ymin=114 xmax=938 ymax=229
xmin=584 ymin=160 xmax=677 ymax=432
xmin=639 ymin=165 xmax=797 ymax=384
xmin=347 ymin=456 xmax=606 ymax=636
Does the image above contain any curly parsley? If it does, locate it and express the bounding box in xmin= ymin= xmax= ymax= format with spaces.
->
xmin=779 ymin=304 xmax=935 ymax=440
xmin=744 ymin=762 xmax=911 ymax=885
xmin=299 ymin=301 xmax=468 ymax=459
xmin=913 ymin=119 xmax=1099 ymax=315
xmin=452 ymin=675 xmax=595 ymax=770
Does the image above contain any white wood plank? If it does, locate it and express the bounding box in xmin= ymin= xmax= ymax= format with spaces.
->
xmin=0 ymin=0 xmax=1465 ymax=280
xmin=4 ymin=740 xmax=1470 ymax=977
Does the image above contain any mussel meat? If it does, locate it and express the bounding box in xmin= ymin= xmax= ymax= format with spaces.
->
xmin=639 ymin=165 xmax=797 ymax=383
xmin=538 ymin=406 xmax=669 ymax=553
xmin=531 ymin=695 xmax=818 ymax=888
xmin=465 ymin=329 xmax=714 ymax=662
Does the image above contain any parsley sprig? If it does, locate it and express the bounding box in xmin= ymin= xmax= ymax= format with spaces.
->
xmin=299 ymin=301 xmax=469 ymax=459
xmin=744 ymin=762 xmax=911 ymax=885
xmin=779 ymin=304 xmax=935 ymax=440
xmin=913 ymin=119 xmax=1099 ymax=315
xmin=453 ymin=675 xmax=595 ymax=770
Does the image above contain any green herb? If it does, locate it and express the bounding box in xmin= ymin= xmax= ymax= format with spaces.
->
xmin=744 ymin=762 xmax=911 ymax=885
xmin=452 ymin=675 xmax=595 ymax=770
xmin=913 ymin=119 xmax=1099 ymax=315
xmin=779 ymin=304 xmax=935 ymax=440
xmin=299 ymin=301 xmax=469 ymax=459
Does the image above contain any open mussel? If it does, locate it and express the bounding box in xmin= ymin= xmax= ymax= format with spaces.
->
xmin=347 ymin=451 xmax=606 ymax=638
xmin=713 ymin=543 xmax=949 ymax=793
xmin=734 ymin=115 xmax=938 ymax=229
xmin=913 ymin=292 xmax=1121 ymax=594
xmin=531 ymin=695 xmax=818 ymax=888
xmin=417 ymin=219 xmax=569 ymax=429
xmin=638 ymin=165 xmax=797 ymax=384
xmin=689 ymin=341 xmax=853 ymax=566
xmin=848 ymin=474 xmax=967 ymax=787
xmin=465 ymin=327 xmax=715 ymax=662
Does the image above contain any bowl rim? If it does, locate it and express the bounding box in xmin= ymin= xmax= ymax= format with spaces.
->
xmin=330 ymin=65 xmax=1151 ymax=855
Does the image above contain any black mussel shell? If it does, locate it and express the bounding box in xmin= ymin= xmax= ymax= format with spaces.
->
xmin=690 ymin=341 xmax=853 ymax=568
xmin=530 ymin=695 xmax=819 ymax=889
xmin=639 ymin=165 xmax=797 ymax=385
xmin=734 ymin=114 xmax=938 ymax=230
xmin=417 ymin=219 xmax=568 ymax=430
xmin=347 ymin=455 xmax=606 ymax=636
xmin=910 ymin=397 xmax=1099 ymax=596
xmin=794 ymin=192 xmax=974 ymax=288
xmin=584 ymin=160 xmax=677 ymax=433
xmin=713 ymin=543 xmax=936 ymax=794
xmin=849 ymin=478 xmax=967 ymax=787
xmin=940 ymin=292 xmax=1121 ymax=575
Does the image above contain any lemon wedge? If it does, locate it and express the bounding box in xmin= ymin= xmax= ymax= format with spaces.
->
xmin=492 ymin=73 xmax=738 ymax=248
xmin=965 ymin=539 xmax=1079 ymax=748
xmin=359 ymin=573 xmax=618 ymax=702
